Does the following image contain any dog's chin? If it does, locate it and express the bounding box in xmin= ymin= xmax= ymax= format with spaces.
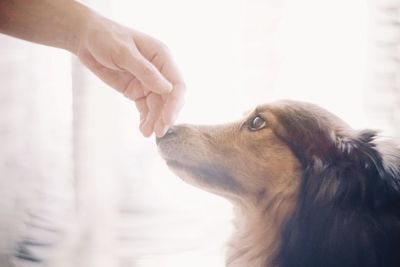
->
xmin=165 ymin=160 xmax=214 ymax=187
xmin=165 ymin=160 xmax=245 ymax=199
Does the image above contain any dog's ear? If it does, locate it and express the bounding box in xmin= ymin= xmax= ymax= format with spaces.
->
xmin=278 ymin=130 xmax=400 ymax=267
xmin=332 ymin=130 xmax=400 ymax=208
xmin=369 ymin=136 xmax=400 ymax=206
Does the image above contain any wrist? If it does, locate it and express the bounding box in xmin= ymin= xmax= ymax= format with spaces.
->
xmin=64 ymin=1 xmax=97 ymax=55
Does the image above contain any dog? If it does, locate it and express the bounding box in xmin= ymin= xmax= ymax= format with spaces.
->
xmin=156 ymin=100 xmax=400 ymax=267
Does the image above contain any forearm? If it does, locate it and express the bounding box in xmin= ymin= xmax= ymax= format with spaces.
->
xmin=0 ymin=0 xmax=93 ymax=53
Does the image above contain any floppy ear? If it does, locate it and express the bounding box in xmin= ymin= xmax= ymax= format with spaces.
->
xmin=334 ymin=130 xmax=400 ymax=208
xmin=276 ymin=130 xmax=400 ymax=267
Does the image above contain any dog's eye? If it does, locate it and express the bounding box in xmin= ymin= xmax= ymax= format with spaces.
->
xmin=248 ymin=115 xmax=267 ymax=131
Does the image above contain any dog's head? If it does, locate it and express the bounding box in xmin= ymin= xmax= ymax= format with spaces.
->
xmin=156 ymin=100 xmax=310 ymax=204
xmin=157 ymin=100 xmax=400 ymax=266
xmin=157 ymin=100 xmax=400 ymax=205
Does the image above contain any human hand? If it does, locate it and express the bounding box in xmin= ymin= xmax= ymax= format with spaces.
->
xmin=73 ymin=15 xmax=185 ymax=137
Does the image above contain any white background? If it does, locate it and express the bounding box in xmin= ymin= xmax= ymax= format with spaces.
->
xmin=0 ymin=0 xmax=399 ymax=266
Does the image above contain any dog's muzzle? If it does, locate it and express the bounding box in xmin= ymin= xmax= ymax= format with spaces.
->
xmin=156 ymin=126 xmax=177 ymax=145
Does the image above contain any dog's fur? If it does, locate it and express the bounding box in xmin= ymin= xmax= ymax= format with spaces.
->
xmin=156 ymin=100 xmax=400 ymax=267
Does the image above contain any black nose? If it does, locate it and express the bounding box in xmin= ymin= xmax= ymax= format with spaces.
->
xmin=163 ymin=127 xmax=176 ymax=138
xmin=156 ymin=126 xmax=176 ymax=145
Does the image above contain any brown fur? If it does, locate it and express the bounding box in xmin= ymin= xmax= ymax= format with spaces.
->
xmin=156 ymin=100 xmax=358 ymax=267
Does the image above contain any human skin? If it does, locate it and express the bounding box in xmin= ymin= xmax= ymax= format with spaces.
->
xmin=0 ymin=0 xmax=185 ymax=137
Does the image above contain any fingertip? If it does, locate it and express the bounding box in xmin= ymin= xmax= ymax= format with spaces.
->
xmin=145 ymin=81 xmax=172 ymax=96
xmin=161 ymin=103 xmax=178 ymax=126
xmin=140 ymin=115 xmax=146 ymax=125
xmin=158 ymin=79 xmax=173 ymax=95
xmin=162 ymin=86 xmax=185 ymax=125
xmin=161 ymin=113 xmax=175 ymax=127
xmin=123 ymin=52 xmax=173 ymax=95
xmin=161 ymin=124 xmax=169 ymax=137
xmin=154 ymin=120 xmax=164 ymax=137
xmin=141 ymin=128 xmax=153 ymax=138
xmin=140 ymin=120 xmax=153 ymax=137
xmin=154 ymin=120 xmax=169 ymax=137
xmin=142 ymin=69 xmax=173 ymax=95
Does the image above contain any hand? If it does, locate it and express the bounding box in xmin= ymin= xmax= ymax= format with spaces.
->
xmin=74 ymin=15 xmax=185 ymax=137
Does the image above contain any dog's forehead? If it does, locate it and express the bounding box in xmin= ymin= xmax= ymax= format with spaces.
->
xmin=256 ymin=100 xmax=351 ymax=130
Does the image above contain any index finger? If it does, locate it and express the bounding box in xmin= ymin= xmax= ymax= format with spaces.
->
xmin=117 ymin=46 xmax=173 ymax=95
xmin=162 ymin=82 xmax=185 ymax=126
xmin=158 ymin=54 xmax=186 ymax=125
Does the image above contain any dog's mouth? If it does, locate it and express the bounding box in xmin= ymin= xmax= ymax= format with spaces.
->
xmin=165 ymin=159 xmax=188 ymax=169
xmin=165 ymin=159 xmax=225 ymax=181
xmin=165 ymin=160 xmax=245 ymax=194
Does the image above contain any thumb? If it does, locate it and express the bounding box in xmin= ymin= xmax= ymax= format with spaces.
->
xmin=118 ymin=47 xmax=172 ymax=94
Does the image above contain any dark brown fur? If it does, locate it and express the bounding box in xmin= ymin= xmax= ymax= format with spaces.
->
xmin=157 ymin=100 xmax=400 ymax=267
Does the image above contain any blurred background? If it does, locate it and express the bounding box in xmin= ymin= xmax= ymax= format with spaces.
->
xmin=0 ymin=0 xmax=399 ymax=266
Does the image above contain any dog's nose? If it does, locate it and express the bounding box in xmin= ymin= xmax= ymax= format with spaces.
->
xmin=156 ymin=126 xmax=176 ymax=145
xmin=164 ymin=127 xmax=176 ymax=138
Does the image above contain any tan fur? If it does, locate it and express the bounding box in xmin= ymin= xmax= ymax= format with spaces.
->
xmin=157 ymin=101 xmax=311 ymax=267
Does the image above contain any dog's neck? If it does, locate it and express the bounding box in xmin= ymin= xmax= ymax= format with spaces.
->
xmin=226 ymin=192 xmax=297 ymax=267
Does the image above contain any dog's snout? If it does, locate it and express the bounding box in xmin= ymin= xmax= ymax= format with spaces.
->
xmin=164 ymin=127 xmax=177 ymax=137
xmin=156 ymin=126 xmax=177 ymax=145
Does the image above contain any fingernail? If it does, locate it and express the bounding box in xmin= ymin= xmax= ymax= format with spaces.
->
xmin=140 ymin=120 xmax=152 ymax=137
xmin=154 ymin=126 xmax=162 ymax=138
xmin=167 ymin=112 xmax=178 ymax=127
xmin=140 ymin=119 xmax=146 ymax=131
xmin=140 ymin=120 xmax=145 ymax=129
xmin=155 ymin=121 xmax=168 ymax=137
xmin=142 ymin=126 xmax=153 ymax=137
xmin=161 ymin=125 xmax=169 ymax=136
xmin=164 ymin=80 xmax=173 ymax=93
xmin=156 ymin=125 xmax=168 ymax=137
xmin=162 ymin=113 xmax=174 ymax=127
xmin=140 ymin=115 xmax=146 ymax=126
